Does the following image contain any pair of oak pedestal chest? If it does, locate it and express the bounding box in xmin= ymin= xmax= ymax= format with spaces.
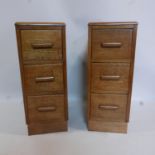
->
xmin=15 ymin=22 xmax=137 ymax=135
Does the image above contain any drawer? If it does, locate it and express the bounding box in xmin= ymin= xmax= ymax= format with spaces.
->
xmin=21 ymin=30 xmax=62 ymax=64
xmin=90 ymin=94 xmax=127 ymax=122
xmin=27 ymin=95 xmax=65 ymax=124
xmin=24 ymin=64 xmax=64 ymax=95
xmin=92 ymin=29 xmax=132 ymax=62
xmin=91 ymin=63 xmax=130 ymax=93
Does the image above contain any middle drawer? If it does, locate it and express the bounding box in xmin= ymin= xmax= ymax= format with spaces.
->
xmin=91 ymin=63 xmax=130 ymax=94
xmin=24 ymin=64 xmax=64 ymax=95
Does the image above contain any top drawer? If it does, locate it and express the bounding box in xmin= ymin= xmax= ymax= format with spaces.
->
xmin=92 ymin=29 xmax=133 ymax=62
xmin=21 ymin=30 xmax=62 ymax=64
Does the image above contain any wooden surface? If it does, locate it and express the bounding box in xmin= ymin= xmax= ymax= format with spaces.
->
xmin=15 ymin=22 xmax=65 ymax=30
xmin=27 ymin=95 xmax=65 ymax=124
xmin=24 ymin=64 xmax=64 ymax=95
xmin=15 ymin=22 xmax=68 ymax=135
xmin=28 ymin=121 xmax=67 ymax=135
xmin=15 ymin=22 xmax=65 ymax=26
xmin=91 ymin=63 xmax=130 ymax=94
xmin=88 ymin=120 xmax=128 ymax=133
xmin=92 ymin=29 xmax=132 ymax=62
xmin=21 ymin=30 xmax=62 ymax=64
xmin=88 ymin=22 xmax=138 ymax=26
xmin=90 ymin=94 xmax=127 ymax=122
xmin=87 ymin=22 xmax=137 ymax=133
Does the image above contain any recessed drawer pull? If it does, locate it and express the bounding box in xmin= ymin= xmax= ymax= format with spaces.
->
xmin=101 ymin=42 xmax=122 ymax=48
xmin=31 ymin=43 xmax=53 ymax=49
xmin=98 ymin=105 xmax=119 ymax=110
xmin=100 ymin=75 xmax=120 ymax=80
xmin=35 ymin=76 xmax=55 ymax=82
xmin=37 ymin=106 xmax=56 ymax=112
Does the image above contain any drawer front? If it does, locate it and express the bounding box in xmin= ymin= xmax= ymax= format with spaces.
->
xmin=24 ymin=64 xmax=64 ymax=95
xmin=90 ymin=94 xmax=127 ymax=122
xmin=21 ymin=30 xmax=62 ymax=64
xmin=27 ymin=95 xmax=65 ymax=124
xmin=92 ymin=29 xmax=132 ymax=61
xmin=91 ymin=63 xmax=130 ymax=93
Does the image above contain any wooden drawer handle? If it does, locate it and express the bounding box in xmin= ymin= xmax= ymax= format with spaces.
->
xmin=35 ymin=76 xmax=55 ymax=82
xmin=37 ymin=106 xmax=56 ymax=112
xmin=100 ymin=75 xmax=120 ymax=80
xmin=98 ymin=105 xmax=119 ymax=110
xmin=31 ymin=43 xmax=53 ymax=49
xmin=101 ymin=42 xmax=122 ymax=48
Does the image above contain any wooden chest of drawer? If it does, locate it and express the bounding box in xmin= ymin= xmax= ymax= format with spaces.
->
xmin=21 ymin=30 xmax=62 ymax=64
xmin=27 ymin=95 xmax=65 ymax=124
xmin=24 ymin=64 xmax=64 ymax=95
xmin=91 ymin=63 xmax=130 ymax=94
xmin=15 ymin=22 xmax=68 ymax=135
xmin=92 ymin=28 xmax=132 ymax=62
xmin=87 ymin=22 xmax=137 ymax=133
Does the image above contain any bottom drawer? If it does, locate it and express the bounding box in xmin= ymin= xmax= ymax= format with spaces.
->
xmin=27 ymin=95 xmax=65 ymax=124
xmin=90 ymin=94 xmax=127 ymax=122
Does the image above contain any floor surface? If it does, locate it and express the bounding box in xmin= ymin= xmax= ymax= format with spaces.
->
xmin=0 ymin=99 xmax=155 ymax=155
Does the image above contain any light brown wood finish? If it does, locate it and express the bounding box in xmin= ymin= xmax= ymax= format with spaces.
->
xmin=28 ymin=121 xmax=67 ymax=135
xmin=91 ymin=63 xmax=130 ymax=94
xmin=15 ymin=22 xmax=68 ymax=135
xmin=27 ymin=95 xmax=65 ymax=123
xmin=24 ymin=64 xmax=64 ymax=95
xmin=21 ymin=30 xmax=62 ymax=64
xmin=88 ymin=121 xmax=128 ymax=133
xmin=88 ymin=22 xmax=138 ymax=133
xmin=90 ymin=94 xmax=127 ymax=122
xmin=92 ymin=29 xmax=132 ymax=62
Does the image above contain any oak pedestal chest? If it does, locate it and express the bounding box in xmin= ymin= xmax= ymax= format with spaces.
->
xmin=15 ymin=22 xmax=68 ymax=135
xmin=87 ymin=22 xmax=137 ymax=133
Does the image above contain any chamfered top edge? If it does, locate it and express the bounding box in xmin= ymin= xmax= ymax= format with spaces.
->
xmin=88 ymin=22 xmax=138 ymax=26
xmin=15 ymin=22 xmax=66 ymax=26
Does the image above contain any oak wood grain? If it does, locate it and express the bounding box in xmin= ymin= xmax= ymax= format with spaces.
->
xmin=24 ymin=64 xmax=64 ymax=95
xmin=28 ymin=121 xmax=67 ymax=135
xmin=15 ymin=22 xmax=68 ymax=135
xmin=90 ymin=94 xmax=127 ymax=122
xmin=21 ymin=30 xmax=62 ymax=64
xmin=27 ymin=95 xmax=65 ymax=124
xmin=91 ymin=63 xmax=130 ymax=94
xmin=87 ymin=22 xmax=137 ymax=133
xmin=92 ymin=29 xmax=132 ymax=62
xmin=88 ymin=120 xmax=127 ymax=133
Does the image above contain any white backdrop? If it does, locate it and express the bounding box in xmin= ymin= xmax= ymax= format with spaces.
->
xmin=0 ymin=0 xmax=155 ymax=103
